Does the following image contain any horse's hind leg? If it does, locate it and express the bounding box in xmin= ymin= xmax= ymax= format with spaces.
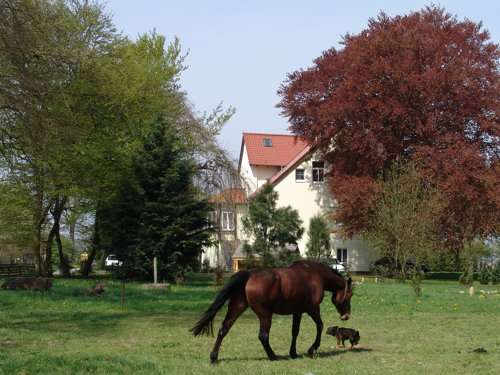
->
xmin=257 ymin=313 xmax=278 ymax=361
xmin=289 ymin=313 xmax=302 ymax=359
xmin=306 ymin=306 xmax=323 ymax=357
xmin=210 ymin=291 xmax=247 ymax=363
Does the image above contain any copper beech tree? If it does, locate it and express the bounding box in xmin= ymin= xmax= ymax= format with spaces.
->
xmin=279 ymin=7 xmax=499 ymax=253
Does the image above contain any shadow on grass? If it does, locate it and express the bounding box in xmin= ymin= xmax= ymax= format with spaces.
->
xmin=2 ymin=310 xmax=127 ymax=335
xmin=219 ymin=347 xmax=374 ymax=362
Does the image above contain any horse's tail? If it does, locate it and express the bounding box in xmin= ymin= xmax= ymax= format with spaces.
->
xmin=191 ymin=270 xmax=251 ymax=336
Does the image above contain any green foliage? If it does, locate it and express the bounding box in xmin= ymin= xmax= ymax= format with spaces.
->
xmin=478 ymin=267 xmax=491 ymax=285
xmin=0 ymin=181 xmax=32 ymax=249
xmin=409 ymin=269 xmax=424 ymax=297
xmin=0 ymin=0 xmax=192 ymax=276
xmin=459 ymin=263 xmax=474 ymax=286
xmin=492 ymin=263 xmax=500 ymax=285
xmin=305 ymin=215 xmax=331 ymax=261
xmin=364 ymin=162 xmax=442 ymax=280
xmin=99 ymin=119 xmax=213 ymax=281
xmin=242 ymin=184 xmax=304 ymax=266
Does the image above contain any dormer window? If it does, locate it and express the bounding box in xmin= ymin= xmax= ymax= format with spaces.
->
xmin=263 ymin=138 xmax=273 ymax=147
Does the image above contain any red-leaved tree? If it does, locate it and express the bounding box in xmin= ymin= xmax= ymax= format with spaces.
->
xmin=278 ymin=6 xmax=499 ymax=253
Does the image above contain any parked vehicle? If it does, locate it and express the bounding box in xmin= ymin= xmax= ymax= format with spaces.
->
xmin=105 ymin=255 xmax=122 ymax=268
xmin=330 ymin=258 xmax=346 ymax=273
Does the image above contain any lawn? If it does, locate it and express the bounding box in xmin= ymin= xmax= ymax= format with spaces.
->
xmin=1 ymin=274 xmax=499 ymax=375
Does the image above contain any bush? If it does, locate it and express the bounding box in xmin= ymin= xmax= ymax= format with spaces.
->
xmin=410 ymin=269 xmax=424 ymax=297
xmin=478 ymin=267 xmax=491 ymax=285
xmin=492 ymin=264 xmax=500 ymax=285
xmin=372 ymin=264 xmax=392 ymax=280
xmin=426 ymin=272 xmax=463 ymax=280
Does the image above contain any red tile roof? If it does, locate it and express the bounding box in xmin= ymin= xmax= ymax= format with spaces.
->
xmin=208 ymin=188 xmax=247 ymax=204
xmin=240 ymin=132 xmax=309 ymax=167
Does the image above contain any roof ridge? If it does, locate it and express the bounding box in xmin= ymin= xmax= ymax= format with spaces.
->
xmin=243 ymin=132 xmax=305 ymax=138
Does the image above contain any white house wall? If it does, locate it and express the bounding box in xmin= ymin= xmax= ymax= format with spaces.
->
xmin=201 ymin=204 xmax=248 ymax=269
xmin=272 ymin=154 xmax=377 ymax=272
xmin=331 ymin=236 xmax=379 ymax=273
xmin=273 ymin=155 xmax=333 ymax=256
xmin=239 ymin=144 xmax=257 ymax=193
xmin=239 ymin=144 xmax=281 ymax=194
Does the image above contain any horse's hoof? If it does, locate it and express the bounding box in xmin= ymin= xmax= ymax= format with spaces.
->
xmin=307 ymin=349 xmax=316 ymax=358
xmin=210 ymin=352 xmax=218 ymax=364
xmin=269 ymin=355 xmax=278 ymax=361
xmin=290 ymin=352 xmax=298 ymax=359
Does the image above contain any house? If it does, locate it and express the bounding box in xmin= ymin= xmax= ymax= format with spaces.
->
xmin=0 ymin=243 xmax=34 ymax=264
xmin=203 ymin=188 xmax=248 ymax=270
xmin=202 ymin=132 xmax=378 ymax=272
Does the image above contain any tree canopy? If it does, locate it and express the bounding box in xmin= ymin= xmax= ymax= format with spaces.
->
xmin=279 ymin=6 xmax=500 ymax=250
xmin=242 ymin=184 xmax=303 ymax=266
xmin=0 ymin=0 xmax=235 ymax=276
xmin=305 ymin=215 xmax=331 ymax=261
xmin=99 ymin=119 xmax=213 ymax=281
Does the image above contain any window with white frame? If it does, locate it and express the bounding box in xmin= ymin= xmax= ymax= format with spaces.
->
xmin=312 ymin=161 xmax=325 ymax=182
xmin=222 ymin=211 xmax=234 ymax=231
xmin=337 ymin=248 xmax=348 ymax=264
xmin=295 ymin=168 xmax=305 ymax=181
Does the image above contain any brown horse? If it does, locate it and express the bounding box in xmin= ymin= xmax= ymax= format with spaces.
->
xmin=191 ymin=260 xmax=353 ymax=363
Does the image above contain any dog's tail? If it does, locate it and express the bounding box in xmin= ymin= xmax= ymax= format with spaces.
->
xmin=190 ymin=270 xmax=251 ymax=336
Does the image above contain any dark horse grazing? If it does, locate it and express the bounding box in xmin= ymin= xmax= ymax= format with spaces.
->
xmin=191 ymin=260 xmax=353 ymax=363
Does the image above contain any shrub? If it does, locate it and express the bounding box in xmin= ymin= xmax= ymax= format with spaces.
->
xmin=492 ymin=264 xmax=500 ymax=285
xmin=478 ymin=267 xmax=491 ymax=285
xmin=410 ymin=269 xmax=424 ymax=297
xmin=372 ymin=264 xmax=392 ymax=281
xmin=425 ymin=272 xmax=465 ymax=280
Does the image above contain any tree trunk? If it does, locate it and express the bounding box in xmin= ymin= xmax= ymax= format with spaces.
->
xmin=81 ymin=207 xmax=100 ymax=278
xmin=43 ymin=196 xmax=66 ymax=277
xmin=55 ymin=228 xmax=71 ymax=277
xmin=33 ymin=188 xmax=44 ymax=276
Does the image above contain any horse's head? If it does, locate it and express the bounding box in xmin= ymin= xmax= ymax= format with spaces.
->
xmin=332 ymin=277 xmax=353 ymax=321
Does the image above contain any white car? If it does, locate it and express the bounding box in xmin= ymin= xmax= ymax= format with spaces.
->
xmin=105 ymin=254 xmax=122 ymax=267
xmin=331 ymin=259 xmax=346 ymax=273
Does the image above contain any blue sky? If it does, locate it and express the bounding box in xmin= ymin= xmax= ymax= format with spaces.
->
xmin=105 ymin=0 xmax=500 ymax=159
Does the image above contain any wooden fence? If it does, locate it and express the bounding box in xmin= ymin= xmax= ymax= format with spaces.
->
xmin=0 ymin=264 xmax=36 ymax=277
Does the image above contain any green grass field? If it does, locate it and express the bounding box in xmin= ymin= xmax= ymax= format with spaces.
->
xmin=1 ymin=274 xmax=499 ymax=375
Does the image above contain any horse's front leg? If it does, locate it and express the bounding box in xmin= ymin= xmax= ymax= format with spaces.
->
xmin=289 ymin=313 xmax=302 ymax=359
xmin=257 ymin=313 xmax=278 ymax=361
xmin=306 ymin=306 xmax=323 ymax=357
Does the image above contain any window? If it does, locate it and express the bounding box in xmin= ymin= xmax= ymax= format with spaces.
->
xmin=222 ymin=211 xmax=234 ymax=231
xmin=312 ymin=161 xmax=325 ymax=182
xmin=295 ymin=168 xmax=305 ymax=181
xmin=337 ymin=248 xmax=348 ymax=264
xmin=263 ymin=138 xmax=273 ymax=147
xmin=208 ymin=211 xmax=217 ymax=226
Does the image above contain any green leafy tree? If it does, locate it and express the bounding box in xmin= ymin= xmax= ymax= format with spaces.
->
xmin=306 ymin=215 xmax=331 ymax=261
xmin=0 ymin=1 xmax=189 ymax=276
xmin=99 ymin=119 xmax=213 ymax=281
xmin=365 ymin=162 xmax=443 ymax=282
xmin=242 ymin=184 xmax=304 ymax=266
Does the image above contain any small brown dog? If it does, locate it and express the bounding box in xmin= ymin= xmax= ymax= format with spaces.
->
xmin=326 ymin=326 xmax=360 ymax=349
